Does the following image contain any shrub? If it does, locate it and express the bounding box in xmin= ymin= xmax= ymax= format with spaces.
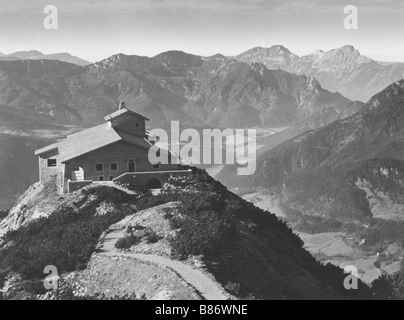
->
xmin=144 ymin=230 xmax=159 ymax=244
xmin=169 ymin=216 xmax=182 ymax=229
xmin=163 ymin=212 xmax=173 ymax=220
xmin=115 ymin=235 xmax=141 ymax=249
xmin=163 ymin=207 xmax=174 ymax=220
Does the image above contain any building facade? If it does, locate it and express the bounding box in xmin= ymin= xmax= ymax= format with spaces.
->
xmin=35 ymin=106 xmax=187 ymax=193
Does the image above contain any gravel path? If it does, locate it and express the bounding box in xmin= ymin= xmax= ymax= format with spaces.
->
xmin=99 ymin=228 xmax=228 ymax=300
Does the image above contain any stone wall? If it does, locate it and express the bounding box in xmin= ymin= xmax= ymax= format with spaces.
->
xmin=64 ymin=141 xmax=180 ymax=184
xmin=68 ymin=180 xmax=94 ymax=193
xmin=114 ymin=170 xmax=192 ymax=189
xmin=38 ymin=149 xmax=61 ymax=186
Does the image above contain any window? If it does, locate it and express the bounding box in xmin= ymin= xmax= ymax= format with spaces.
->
xmin=96 ymin=163 xmax=103 ymax=172
xmin=98 ymin=176 xmax=104 ymax=181
xmin=47 ymin=159 xmax=57 ymax=167
xmin=109 ymin=176 xmax=114 ymax=181
xmin=110 ymin=163 xmax=118 ymax=171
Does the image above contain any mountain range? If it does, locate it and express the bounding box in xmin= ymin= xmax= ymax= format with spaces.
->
xmin=0 ymin=50 xmax=91 ymax=66
xmin=236 ymin=45 xmax=404 ymax=102
xmin=0 ymin=51 xmax=359 ymax=130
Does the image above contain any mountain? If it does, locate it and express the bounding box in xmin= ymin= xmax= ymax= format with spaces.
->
xmin=8 ymin=50 xmax=44 ymax=60
xmin=218 ymin=80 xmax=404 ymax=227
xmin=237 ymin=45 xmax=300 ymax=70
xmin=3 ymin=50 xmax=91 ymax=66
xmin=236 ymin=45 xmax=404 ymax=102
xmin=0 ymin=52 xmax=359 ymax=129
xmin=38 ymin=53 xmax=92 ymax=66
xmin=152 ymin=50 xmax=204 ymax=76
xmin=0 ymin=169 xmax=373 ymax=299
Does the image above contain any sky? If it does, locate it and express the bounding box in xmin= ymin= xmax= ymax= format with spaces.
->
xmin=0 ymin=0 xmax=403 ymax=62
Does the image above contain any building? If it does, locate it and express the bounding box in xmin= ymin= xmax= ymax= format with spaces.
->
xmin=35 ymin=105 xmax=189 ymax=193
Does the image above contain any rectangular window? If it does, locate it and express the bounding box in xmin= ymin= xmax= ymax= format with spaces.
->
xmin=110 ymin=163 xmax=118 ymax=171
xmin=109 ymin=176 xmax=114 ymax=181
xmin=47 ymin=159 xmax=57 ymax=167
xmin=98 ymin=176 xmax=104 ymax=181
xmin=96 ymin=163 xmax=103 ymax=172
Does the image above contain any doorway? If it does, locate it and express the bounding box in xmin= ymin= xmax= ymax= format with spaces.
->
xmin=146 ymin=178 xmax=162 ymax=190
xmin=128 ymin=159 xmax=135 ymax=172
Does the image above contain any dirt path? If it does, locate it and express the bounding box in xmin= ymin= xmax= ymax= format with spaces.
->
xmin=98 ymin=228 xmax=229 ymax=300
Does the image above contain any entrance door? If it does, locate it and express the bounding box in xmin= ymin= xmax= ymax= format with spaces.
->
xmin=128 ymin=159 xmax=135 ymax=172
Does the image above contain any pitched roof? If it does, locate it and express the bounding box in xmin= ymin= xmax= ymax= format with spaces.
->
xmin=104 ymin=108 xmax=149 ymax=122
xmin=35 ymin=122 xmax=152 ymax=163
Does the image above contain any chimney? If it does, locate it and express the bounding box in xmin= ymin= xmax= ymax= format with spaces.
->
xmin=119 ymin=101 xmax=126 ymax=110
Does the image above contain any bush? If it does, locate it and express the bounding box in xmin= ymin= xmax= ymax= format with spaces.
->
xmin=169 ymin=216 xmax=182 ymax=229
xmin=163 ymin=207 xmax=174 ymax=220
xmin=163 ymin=212 xmax=173 ymax=220
xmin=144 ymin=230 xmax=159 ymax=244
xmin=115 ymin=235 xmax=141 ymax=249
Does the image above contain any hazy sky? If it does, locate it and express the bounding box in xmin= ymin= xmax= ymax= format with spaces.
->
xmin=0 ymin=0 xmax=403 ymax=62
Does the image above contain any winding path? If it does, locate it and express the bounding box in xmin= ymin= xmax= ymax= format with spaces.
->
xmin=98 ymin=228 xmax=228 ymax=300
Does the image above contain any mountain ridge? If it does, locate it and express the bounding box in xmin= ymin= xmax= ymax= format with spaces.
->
xmin=0 ymin=52 xmax=359 ymax=129
xmin=236 ymin=45 xmax=404 ymax=101
xmin=0 ymin=50 xmax=91 ymax=66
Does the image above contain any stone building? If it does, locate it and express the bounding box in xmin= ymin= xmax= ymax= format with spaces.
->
xmin=35 ymin=106 xmax=189 ymax=193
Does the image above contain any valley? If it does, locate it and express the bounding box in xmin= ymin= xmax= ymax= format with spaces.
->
xmin=240 ymin=190 xmax=403 ymax=284
xmin=299 ymin=232 xmax=402 ymax=284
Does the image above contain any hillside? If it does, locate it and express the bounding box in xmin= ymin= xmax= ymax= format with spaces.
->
xmin=237 ymin=45 xmax=404 ymax=102
xmin=0 ymin=169 xmax=373 ymax=300
xmin=217 ymin=81 xmax=404 ymax=249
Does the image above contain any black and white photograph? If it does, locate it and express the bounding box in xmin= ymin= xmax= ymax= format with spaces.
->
xmin=0 ymin=0 xmax=403 ymax=304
